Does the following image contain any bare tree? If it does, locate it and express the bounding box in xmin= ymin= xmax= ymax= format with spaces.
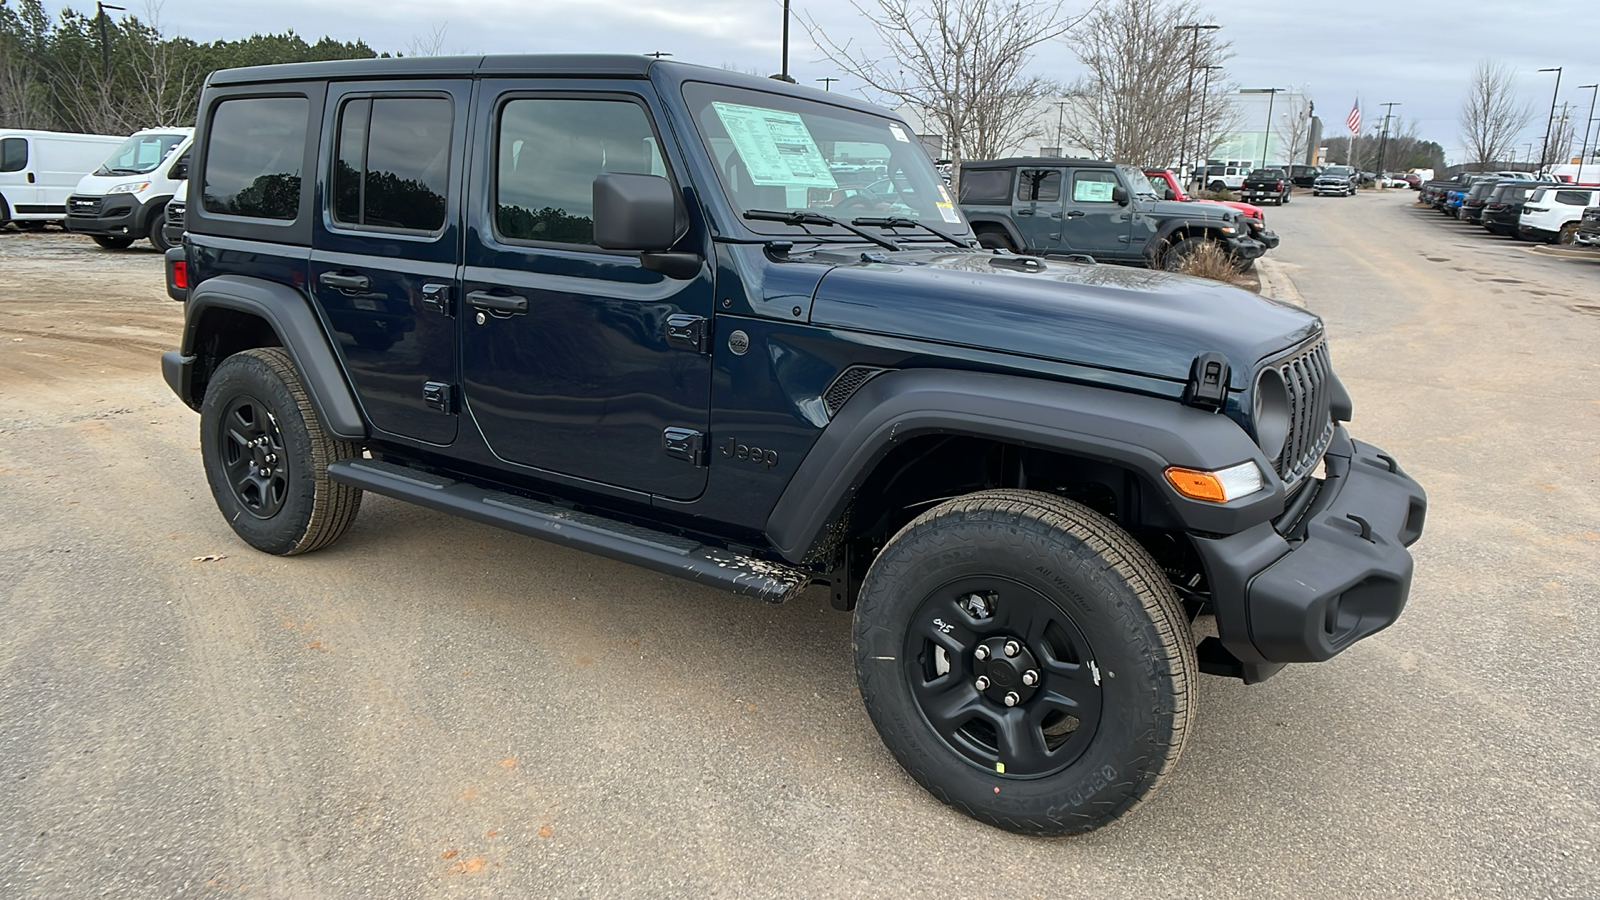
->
xmin=1274 ymin=90 xmax=1311 ymax=169
xmin=1538 ymin=106 xmax=1576 ymax=171
xmin=1459 ymin=59 xmax=1532 ymax=171
xmin=122 ymin=3 xmax=205 ymax=127
xmin=803 ymin=0 xmax=1086 ymax=187
xmin=1060 ymin=0 xmax=1232 ymax=166
xmin=406 ymin=22 xmax=449 ymax=58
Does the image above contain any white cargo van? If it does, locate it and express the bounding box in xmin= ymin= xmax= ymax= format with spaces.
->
xmin=64 ymin=127 xmax=193 ymax=250
xmin=0 ymin=130 xmax=126 ymax=228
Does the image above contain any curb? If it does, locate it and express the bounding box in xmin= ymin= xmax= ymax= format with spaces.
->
xmin=1255 ymin=256 xmax=1305 ymax=307
xmin=1528 ymin=244 xmax=1600 ymax=261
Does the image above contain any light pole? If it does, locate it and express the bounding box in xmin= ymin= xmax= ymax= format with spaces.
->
xmin=815 ymin=77 xmax=838 ymax=92
xmin=1538 ymin=67 xmax=1562 ymax=172
xmin=781 ymin=0 xmax=791 ymax=82
xmin=1241 ymin=88 xmax=1285 ymax=170
xmin=1054 ymin=100 xmax=1067 ymax=156
xmin=1193 ymin=64 xmax=1224 ymax=182
xmin=1175 ymin=23 xmax=1220 ymax=178
xmin=1579 ymin=86 xmax=1598 ymax=184
xmin=96 ymin=2 xmax=124 ymax=82
xmin=1376 ymin=101 xmax=1401 ymax=175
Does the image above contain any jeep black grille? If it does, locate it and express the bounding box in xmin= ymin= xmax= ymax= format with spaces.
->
xmin=1267 ymin=340 xmax=1334 ymax=487
xmin=822 ymin=366 xmax=888 ymax=418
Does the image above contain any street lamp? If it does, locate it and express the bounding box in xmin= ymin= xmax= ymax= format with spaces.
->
xmin=1538 ymin=67 xmax=1562 ymax=172
xmin=96 ymin=2 xmax=124 ymax=82
xmin=1054 ymin=100 xmax=1068 ymax=156
xmin=1175 ymin=23 xmax=1220 ymax=178
xmin=781 ymin=0 xmax=791 ymax=81
xmin=1376 ymin=102 xmax=1401 ymax=176
xmin=1241 ymin=88 xmax=1285 ymax=170
xmin=1193 ymin=64 xmax=1224 ymax=182
xmin=1578 ymin=85 xmax=1598 ymax=185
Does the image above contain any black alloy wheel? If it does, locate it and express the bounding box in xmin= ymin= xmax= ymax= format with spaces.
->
xmin=904 ymin=576 xmax=1102 ymax=778
xmin=215 ymin=392 xmax=290 ymax=519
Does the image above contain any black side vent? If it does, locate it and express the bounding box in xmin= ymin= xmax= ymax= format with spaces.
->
xmin=822 ymin=366 xmax=889 ymax=418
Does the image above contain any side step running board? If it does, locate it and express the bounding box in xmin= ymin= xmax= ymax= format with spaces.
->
xmin=327 ymin=459 xmax=810 ymax=604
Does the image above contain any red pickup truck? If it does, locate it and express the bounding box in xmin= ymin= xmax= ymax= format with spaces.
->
xmin=1143 ymin=169 xmax=1280 ymax=255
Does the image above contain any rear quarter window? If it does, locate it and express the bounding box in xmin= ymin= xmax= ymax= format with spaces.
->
xmin=1555 ymin=190 xmax=1594 ymax=206
xmin=202 ymin=96 xmax=310 ymax=220
xmin=959 ymin=169 xmax=1013 ymax=205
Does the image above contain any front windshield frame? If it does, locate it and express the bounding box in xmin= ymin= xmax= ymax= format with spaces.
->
xmin=681 ymin=81 xmax=969 ymax=240
xmin=95 ymin=132 xmax=187 ymax=176
xmin=1120 ymin=165 xmax=1159 ymax=199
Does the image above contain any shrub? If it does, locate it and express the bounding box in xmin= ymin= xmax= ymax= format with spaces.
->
xmin=1174 ymin=240 xmax=1242 ymax=283
xmin=1196 ymin=188 xmax=1238 ymax=201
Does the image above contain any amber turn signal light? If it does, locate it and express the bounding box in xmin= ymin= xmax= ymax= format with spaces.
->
xmin=1164 ymin=462 xmax=1265 ymax=503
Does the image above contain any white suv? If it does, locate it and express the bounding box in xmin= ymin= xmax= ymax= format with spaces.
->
xmin=1518 ymin=185 xmax=1600 ymax=244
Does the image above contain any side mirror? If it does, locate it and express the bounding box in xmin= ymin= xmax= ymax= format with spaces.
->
xmin=593 ymin=173 xmax=684 ymax=251
xmin=1112 ymin=186 xmax=1129 ymax=205
xmin=170 ymin=163 xmax=188 ymax=180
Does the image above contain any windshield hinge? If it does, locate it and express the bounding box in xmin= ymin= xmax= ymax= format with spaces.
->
xmin=1185 ymin=352 xmax=1230 ymax=411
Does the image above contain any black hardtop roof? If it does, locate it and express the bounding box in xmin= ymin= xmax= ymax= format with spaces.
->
xmin=203 ymin=53 xmax=890 ymax=116
xmin=961 ymin=157 xmax=1117 ymax=170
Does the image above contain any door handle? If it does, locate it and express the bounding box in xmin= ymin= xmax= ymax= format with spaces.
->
xmin=319 ymin=270 xmax=370 ymax=291
xmin=26 ymin=172 xmax=35 ymax=183
xmin=466 ymin=290 xmax=528 ymax=315
xmin=1064 ymin=210 xmax=1085 ymax=219
xmin=1016 ymin=209 xmax=1034 ymax=216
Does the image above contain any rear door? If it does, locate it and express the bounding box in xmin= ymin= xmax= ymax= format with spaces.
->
xmin=458 ymin=79 xmax=715 ymax=501
xmin=309 ymin=80 xmax=470 ymax=446
xmin=0 ymin=137 xmax=40 ymax=211
xmin=1010 ymin=167 xmax=1064 ymax=252
xmin=1059 ymin=167 xmax=1133 ymax=260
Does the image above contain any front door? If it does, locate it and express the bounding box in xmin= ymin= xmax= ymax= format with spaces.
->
xmin=309 ymin=81 xmax=470 ymax=446
xmin=1011 ymin=167 xmax=1064 ymax=252
xmin=1059 ymin=168 xmax=1133 ymax=261
xmin=459 ymin=81 xmax=714 ymax=501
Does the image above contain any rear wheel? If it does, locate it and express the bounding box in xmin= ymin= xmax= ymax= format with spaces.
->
xmin=1557 ymin=222 xmax=1579 ymax=245
xmin=1208 ymin=180 xmax=1225 ymax=192
xmin=976 ymin=228 xmax=1018 ymax=252
xmin=852 ymin=489 xmax=1195 ymax=835
xmin=91 ymin=235 xmax=135 ymax=250
xmin=200 ymin=348 xmax=363 ymax=555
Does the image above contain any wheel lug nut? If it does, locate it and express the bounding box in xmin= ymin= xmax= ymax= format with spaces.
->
xmin=1003 ymin=692 xmax=1020 ymax=707
xmin=975 ymin=676 xmax=990 ymax=691
xmin=973 ymin=645 xmax=989 ymax=661
xmin=1003 ymin=640 xmax=1020 ymax=658
xmin=1022 ymin=670 xmax=1039 ymax=686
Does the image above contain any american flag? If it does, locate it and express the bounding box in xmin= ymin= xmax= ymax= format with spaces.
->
xmin=1346 ymin=102 xmax=1362 ymax=135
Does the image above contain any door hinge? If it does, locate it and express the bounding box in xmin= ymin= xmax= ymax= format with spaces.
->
xmin=665 ymin=314 xmax=709 ymax=353
xmin=1185 ymin=352 xmax=1229 ymax=411
xmin=662 ymin=427 xmax=707 ymax=466
xmin=423 ymin=381 xmax=456 ymax=413
xmin=421 ymin=283 xmax=453 ymax=316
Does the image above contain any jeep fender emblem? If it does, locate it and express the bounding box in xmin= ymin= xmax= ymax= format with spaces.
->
xmin=727 ymin=330 xmax=750 ymax=355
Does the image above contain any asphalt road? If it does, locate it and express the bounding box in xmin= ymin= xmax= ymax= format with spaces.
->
xmin=1 ymin=199 xmax=1596 ymax=898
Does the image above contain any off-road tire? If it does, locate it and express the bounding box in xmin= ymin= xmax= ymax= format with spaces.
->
xmin=147 ymin=206 xmax=172 ymax=251
xmin=1209 ymin=180 xmax=1225 ymax=192
xmin=853 ymin=489 xmax=1196 ymax=835
xmin=91 ymin=234 xmax=135 ymax=250
xmin=200 ymin=348 xmax=362 ymax=555
xmin=976 ymin=228 xmax=1018 ymax=252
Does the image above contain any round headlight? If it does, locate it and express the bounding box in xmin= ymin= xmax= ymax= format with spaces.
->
xmin=1253 ymin=367 xmax=1290 ymax=461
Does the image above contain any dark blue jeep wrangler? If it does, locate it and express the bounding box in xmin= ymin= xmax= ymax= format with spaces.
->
xmin=161 ymin=55 xmax=1426 ymax=836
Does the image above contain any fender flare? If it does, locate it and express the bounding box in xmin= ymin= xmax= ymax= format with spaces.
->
xmin=962 ymin=213 xmax=1027 ymax=250
xmin=1148 ymin=218 xmax=1229 ymax=264
xmin=765 ymin=368 xmax=1284 ymax=563
xmin=180 ymin=274 xmax=366 ymax=439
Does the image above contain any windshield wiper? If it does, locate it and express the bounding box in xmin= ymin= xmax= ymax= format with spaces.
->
xmin=105 ymin=167 xmax=144 ymax=175
xmin=743 ymin=209 xmax=900 ymax=251
xmin=851 ymin=215 xmax=969 ymax=248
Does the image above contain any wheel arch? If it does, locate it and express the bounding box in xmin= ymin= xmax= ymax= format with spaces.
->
xmin=1148 ymin=219 xmax=1228 ymax=265
xmin=173 ymin=274 xmax=365 ymax=439
xmin=964 ymin=214 xmax=1026 ymax=250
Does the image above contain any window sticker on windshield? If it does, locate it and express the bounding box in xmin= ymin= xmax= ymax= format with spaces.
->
xmin=1074 ymin=180 xmax=1116 ymax=202
xmin=936 ymin=201 xmax=960 ymax=223
xmin=712 ymin=102 xmax=838 ymax=188
xmin=888 ymin=123 xmax=911 ymax=143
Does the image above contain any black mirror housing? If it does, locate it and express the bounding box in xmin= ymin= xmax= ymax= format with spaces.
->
xmin=1112 ymin=186 xmax=1129 ymax=205
xmin=593 ymin=173 xmax=684 ymax=252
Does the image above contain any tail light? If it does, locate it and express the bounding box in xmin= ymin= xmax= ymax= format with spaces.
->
xmin=172 ymin=260 xmax=187 ymax=289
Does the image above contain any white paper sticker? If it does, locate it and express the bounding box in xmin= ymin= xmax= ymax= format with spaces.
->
xmin=888 ymin=123 xmax=911 ymax=143
xmin=1074 ymin=181 xmax=1117 ymax=203
xmin=938 ymin=184 xmax=954 ymax=204
xmin=712 ymin=102 xmax=838 ymax=188
xmin=936 ymin=201 xmax=960 ymax=223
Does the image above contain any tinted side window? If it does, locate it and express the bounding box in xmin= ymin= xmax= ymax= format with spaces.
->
xmin=203 ymin=97 xmax=309 ymax=220
xmin=958 ymin=169 xmax=1011 ymax=204
xmin=1016 ymin=169 xmax=1061 ymax=202
xmin=495 ymin=97 xmax=666 ymax=246
xmin=0 ymin=138 xmax=26 ymax=172
xmin=1071 ymin=170 xmax=1119 ymax=203
xmin=332 ymin=96 xmax=453 ymax=232
xmin=1555 ymin=190 xmax=1593 ymax=206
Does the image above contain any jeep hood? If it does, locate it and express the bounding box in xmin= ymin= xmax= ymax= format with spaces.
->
xmin=807 ymin=250 xmax=1320 ymax=390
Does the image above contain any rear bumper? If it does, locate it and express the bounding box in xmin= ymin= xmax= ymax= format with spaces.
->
xmin=1518 ymin=224 xmax=1557 ymax=241
xmin=1193 ymin=430 xmax=1426 ymax=672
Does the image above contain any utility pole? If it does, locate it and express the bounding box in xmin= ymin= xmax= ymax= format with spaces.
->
xmin=96 ymin=2 xmax=125 ymax=82
xmin=1376 ymin=101 xmax=1401 ymax=175
xmin=1054 ymin=100 xmax=1067 ymax=156
xmin=1174 ymin=24 xmax=1220 ymax=178
xmin=1538 ymin=67 xmax=1562 ymax=172
xmin=815 ymin=77 xmax=838 ymax=92
xmin=1194 ymin=64 xmax=1224 ymax=183
xmin=1578 ymin=84 xmax=1598 ymax=185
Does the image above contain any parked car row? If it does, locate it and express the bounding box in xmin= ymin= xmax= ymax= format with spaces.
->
xmin=0 ymin=125 xmax=193 ymax=252
xmin=1419 ymin=170 xmax=1600 ymax=245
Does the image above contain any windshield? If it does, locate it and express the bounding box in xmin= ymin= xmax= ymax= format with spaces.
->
xmin=1324 ymin=166 xmax=1353 ymax=176
xmin=95 ymin=132 xmax=186 ymax=176
xmin=682 ymin=82 xmax=966 ymax=237
xmin=1121 ymin=165 xmax=1159 ymax=198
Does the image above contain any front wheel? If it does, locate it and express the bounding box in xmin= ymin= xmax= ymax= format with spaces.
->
xmin=200 ymin=347 xmax=363 ymax=555
xmin=92 ymin=235 xmax=135 ymax=250
xmin=147 ymin=207 xmax=173 ymax=251
xmin=853 ymin=490 xmax=1196 ymax=835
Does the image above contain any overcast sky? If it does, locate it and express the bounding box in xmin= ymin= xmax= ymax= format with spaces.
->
xmin=53 ymin=0 xmax=1600 ymax=165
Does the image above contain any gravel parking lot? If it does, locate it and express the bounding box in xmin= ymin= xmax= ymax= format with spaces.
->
xmin=2 ymin=197 xmax=1597 ymax=898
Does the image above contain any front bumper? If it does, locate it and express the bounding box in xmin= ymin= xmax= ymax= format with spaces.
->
xmin=1251 ymin=227 xmax=1280 ymax=250
xmin=1312 ymin=182 xmax=1350 ymax=194
xmin=1576 ymin=227 xmax=1600 ymax=246
xmin=1193 ymin=429 xmax=1426 ymax=678
xmin=1224 ymin=234 xmax=1267 ymax=261
xmin=64 ymin=193 xmax=160 ymax=238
